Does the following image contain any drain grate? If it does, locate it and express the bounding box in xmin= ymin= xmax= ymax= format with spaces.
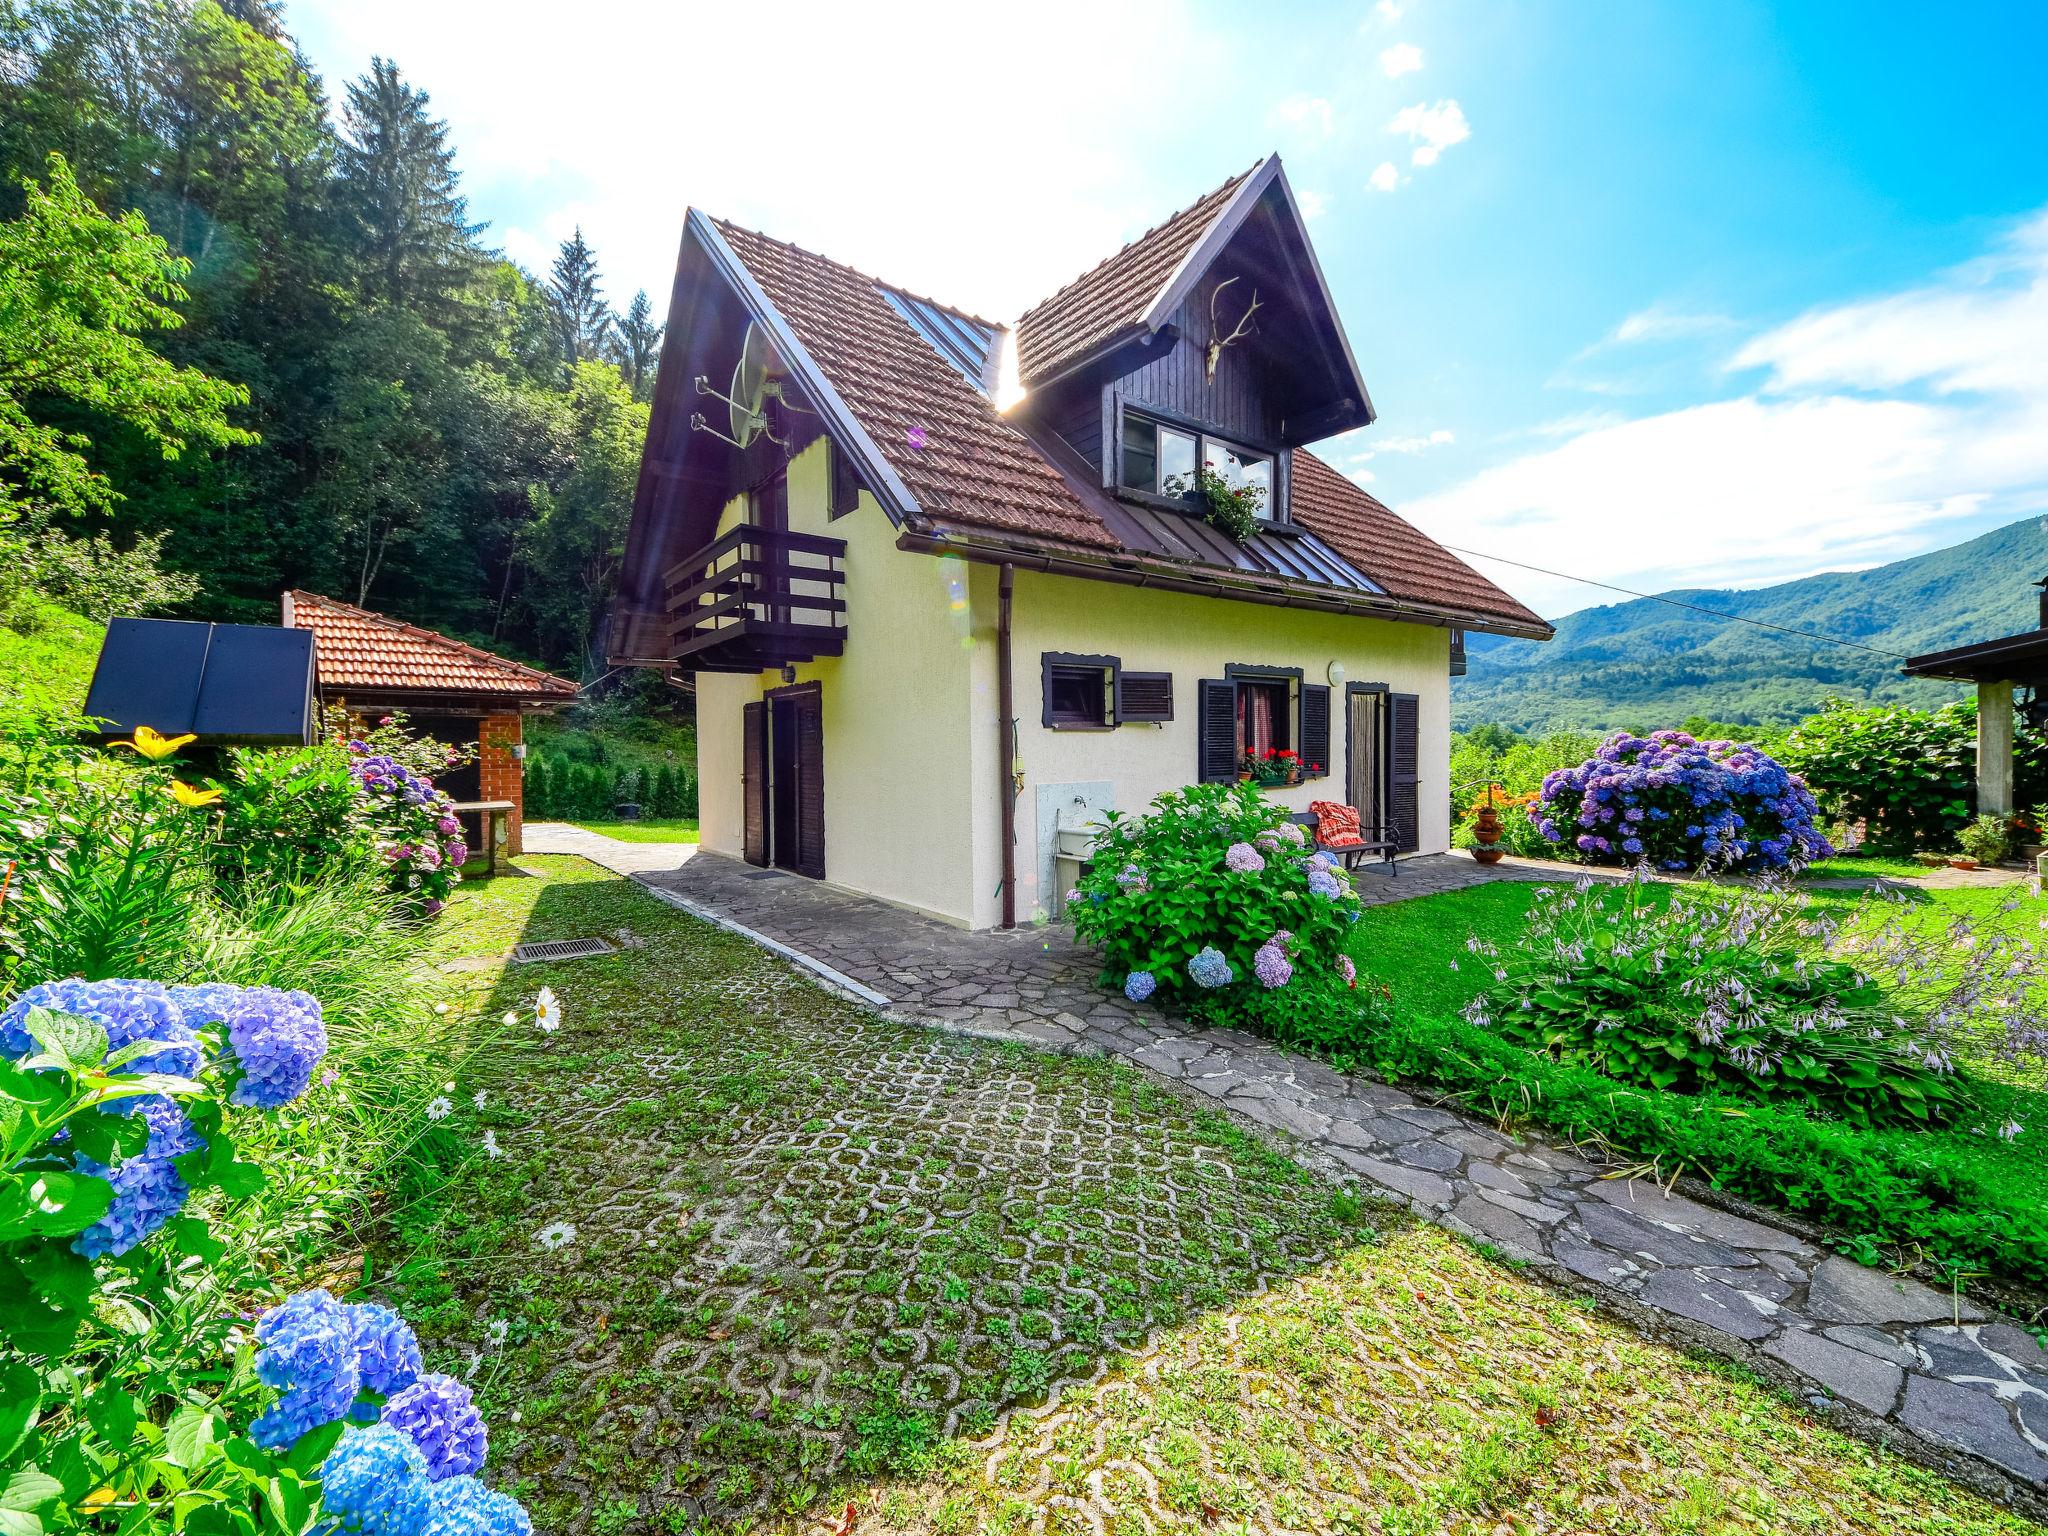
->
xmin=510 ymin=936 xmax=615 ymax=964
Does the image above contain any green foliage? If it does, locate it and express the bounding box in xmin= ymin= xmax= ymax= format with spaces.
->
xmin=524 ymin=756 xmax=553 ymax=819
xmin=1780 ymin=698 xmax=2047 ymax=850
xmin=1190 ymin=467 xmax=1263 ymax=542
xmin=1957 ymin=813 xmax=2011 ymax=864
xmin=214 ymin=740 xmax=371 ymax=886
xmin=0 ymin=151 xmax=255 ymax=527
xmin=1068 ymin=782 xmax=1364 ymax=1037
xmin=1448 ymin=726 xmax=1598 ymax=854
xmin=1454 ymin=516 xmax=2048 ymax=731
xmin=1471 ymin=879 xmax=1966 ymax=1128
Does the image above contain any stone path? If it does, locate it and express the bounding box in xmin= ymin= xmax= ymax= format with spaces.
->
xmin=614 ymin=850 xmax=2048 ymax=1508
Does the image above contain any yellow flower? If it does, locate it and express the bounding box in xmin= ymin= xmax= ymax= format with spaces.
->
xmin=119 ymin=726 xmax=197 ymax=762
xmin=80 ymin=1490 xmax=116 ymax=1513
xmin=170 ymin=781 xmax=222 ymax=808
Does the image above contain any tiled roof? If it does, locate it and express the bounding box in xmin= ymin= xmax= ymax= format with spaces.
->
xmin=1012 ymin=166 xmax=1253 ymax=384
xmin=285 ymin=591 xmax=578 ymax=701
xmin=1286 ymin=452 xmax=1547 ymax=630
xmin=716 ymin=222 xmax=1119 ymax=549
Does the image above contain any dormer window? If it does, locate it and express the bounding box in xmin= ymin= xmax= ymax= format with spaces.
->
xmin=1119 ymin=413 xmax=1196 ymax=496
xmin=1115 ymin=405 xmax=1286 ymax=523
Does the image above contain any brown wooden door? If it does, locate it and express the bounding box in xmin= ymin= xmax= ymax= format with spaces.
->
xmin=762 ymin=684 xmax=825 ymax=879
xmin=742 ymin=701 xmax=768 ymax=867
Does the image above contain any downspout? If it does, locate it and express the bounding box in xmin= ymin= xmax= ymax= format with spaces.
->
xmin=998 ymin=563 xmax=1017 ymax=929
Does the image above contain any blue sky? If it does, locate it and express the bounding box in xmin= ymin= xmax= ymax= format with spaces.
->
xmin=294 ymin=0 xmax=2048 ymax=616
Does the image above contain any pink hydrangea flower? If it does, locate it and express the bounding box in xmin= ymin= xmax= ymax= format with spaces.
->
xmin=1225 ymin=842 xmax=1266 ymax=874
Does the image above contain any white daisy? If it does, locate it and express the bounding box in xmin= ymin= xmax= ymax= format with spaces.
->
xmin=481 ymin=1129 xmax=504 ymax=1159
xmin=501 ymin=1011 xmax=519 ymax=1027
xmin=486 ymin=1318 xmax=509 ymax=1348
xmin=473 ymin=1090 xmax=488 ymax=1109
xmin=535 ymin=1221 xmax=577 ymax=1251
xmin=535 ymin=987 xmax=562 ymax=1034
xmin=425 ymin=1096 xmax=454 ymax=1121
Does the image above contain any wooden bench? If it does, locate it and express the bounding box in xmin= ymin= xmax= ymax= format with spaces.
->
xmin=1290 ymin=810 xmax=1399 ymax=877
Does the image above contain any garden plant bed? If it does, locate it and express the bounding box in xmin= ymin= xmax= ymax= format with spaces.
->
xmin=366 ymin=856 xmax=2047 ymax=1534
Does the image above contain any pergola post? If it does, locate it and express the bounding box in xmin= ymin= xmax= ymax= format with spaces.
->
xmin=1977 ymin=679 xmax=2015 ymax=819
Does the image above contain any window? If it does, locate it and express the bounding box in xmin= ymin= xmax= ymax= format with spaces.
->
xmin=1204 ymin=436 xmax=1275 ymax=519
xmin=1117 ymin=406 xmax=1285 ymax=520
xmin=1119 ymin=412 xmax=1197 ymax=495
xmin=1042 ymin=652 xmax=1117 ymax=729
xmin=1195 ymin=666 xmax=1331 ymax=783
xmin=1235 ymin=676 xmax=1292 ymax=759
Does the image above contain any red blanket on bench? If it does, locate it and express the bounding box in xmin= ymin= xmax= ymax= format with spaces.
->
xmin=1308 ymin=800 xmax=1365 ymax=849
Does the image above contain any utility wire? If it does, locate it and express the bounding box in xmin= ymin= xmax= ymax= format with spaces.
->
xmin=1441 ymin=544 xmax=1914 ymax=662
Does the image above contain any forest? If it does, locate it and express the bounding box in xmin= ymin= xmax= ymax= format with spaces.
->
xmin=0 ymin=0 xmax=662 ymax=675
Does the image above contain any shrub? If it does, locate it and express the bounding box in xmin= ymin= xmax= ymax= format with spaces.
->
xmin=1780 ymin=698 xmax=2048 ymax=851
xmin=214 ymin=740 xmax=373 ymax=886
xmin=1068 ymin=782 xmax=1365 ymax=1036
xmin=1956 ymin=813 xmax=2010 ymax=865
xmin=524 ymin=756 xmax=552 ymax=819
xmin=0 ymin=984 xmax=533 ymax=1533
xmin=1466 ymin=877 xmax=1974 ymax=1128
xmin=1537 ymin=729 xmax=1830 ymax=870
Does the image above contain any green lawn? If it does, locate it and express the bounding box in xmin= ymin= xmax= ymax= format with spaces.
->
xmin=0 ymin=600 xmax=102 ymax=714
xmin=1801 ymin=851 xmax=1929 ymax=880
xmin=364 ymin=856 xmax=2037 ymax=1536
xmin=565 ymin=817 xmax=699 ymax=842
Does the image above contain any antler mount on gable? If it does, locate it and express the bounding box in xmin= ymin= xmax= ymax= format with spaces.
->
xmin=1204 ymin=276 xmax=1262 ymax=385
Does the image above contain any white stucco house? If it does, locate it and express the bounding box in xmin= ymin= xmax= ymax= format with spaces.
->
xmin=611 ymin=155 xmax=1551 ymax=930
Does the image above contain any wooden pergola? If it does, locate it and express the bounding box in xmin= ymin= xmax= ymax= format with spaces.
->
xmin=1902 ymin=598 xmax=2048 ymax=817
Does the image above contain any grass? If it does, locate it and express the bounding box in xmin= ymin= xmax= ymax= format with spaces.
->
xmin=1802 ymin=851 xmax=1930 ymax=880
xmin=1343 ymin=877 xmax=2048 ymax=1294
xmin=0 ymin=599 xmax=102 ymax=713
xmin=362 ymin=855 xmax=2044 ymax=1535
xmin=563 ymin=817 xmax=699 ymax=843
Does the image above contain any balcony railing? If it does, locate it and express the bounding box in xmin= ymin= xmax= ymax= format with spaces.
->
xmin=662 ymin=523 xmax=847 ymax=673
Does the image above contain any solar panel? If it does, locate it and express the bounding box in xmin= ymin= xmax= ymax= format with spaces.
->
xmin=84 ymin=618 xmax=316 ymax=745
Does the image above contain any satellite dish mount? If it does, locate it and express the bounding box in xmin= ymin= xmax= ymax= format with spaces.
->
xmin=690 ymin=322 xmax=811 ymax=449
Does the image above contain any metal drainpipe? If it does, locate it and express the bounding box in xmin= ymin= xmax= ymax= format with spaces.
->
xmin=998 ymin=562 xmax=1017 ymax=929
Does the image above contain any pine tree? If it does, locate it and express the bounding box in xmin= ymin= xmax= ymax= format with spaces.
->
xmin=549 ymin=227 xmax=612 ymax=367
xmin=334 ymin=57 xmax=483 ymax=319
xmin=524 ymin=757 xmax=551 ymax=818
xmin=615 ymin=289 xmax=663 ymax=400
xmin=652 ymin=763 xmax=680 ymax=817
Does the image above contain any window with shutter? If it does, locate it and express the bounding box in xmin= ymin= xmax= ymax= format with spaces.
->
xmin=1115 ymin=671 xmax=1173 ymax=723
xmin=1196 ymin=679 xmax=1239 ymax=782
xmin=1389 ymin=691 xmax=1421 ymax=852
xmin=1299 ymin=683 xmax=1331 ymax=778
xmin=1042 ymin=652 xmax=1118 ymax=728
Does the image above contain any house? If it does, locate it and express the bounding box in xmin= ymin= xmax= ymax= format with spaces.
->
xmin=282 ymin=591 xmax=578 ymax=855
xmin=612 ymin=156 xmax=1550 ymax=929
xmin=1901 ymin=576 xmax=2048 ymax=820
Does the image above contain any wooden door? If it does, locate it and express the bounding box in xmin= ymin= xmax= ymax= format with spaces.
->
xmin=1348 ymin=692 xmax=1383 ymax=832
xmin=742 ymin=701 xmax=768 ymax=866
xmin=763 ymin=684 xmax=825 ymax=880
xmin=1389 ymin=692 xmax=1420 ymax=853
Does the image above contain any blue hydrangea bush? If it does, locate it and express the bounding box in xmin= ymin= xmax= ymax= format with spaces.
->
xmin=1537 ymin=729 xmax=1831 ymax=871
xmin=0 ymin=980 xmax=530 ymax=1535
xmin=1068 ymin=782 xmax=1367 ymax=1041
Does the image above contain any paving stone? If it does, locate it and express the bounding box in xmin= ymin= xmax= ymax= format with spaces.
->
xmin=1899 ymin=1374 xmax=2048 ymax=1482
xmin=1581 ymin=1178 xmax=1810 ymax=1254
xmin=1385 ymin=1104 xmax=1462 ymax=1132
xmin=1978 ymin=1323 xmax=2048 ymax=1372
xmin=1572 ymin=1202 xmax=1754 ymax=1270
xmin=1552 ymin=1235 xmax=1638 ymax=1287
xmin=1807 ymin=1257 xmax=1980 ymax=1326
xmin=1329 ymin=1150 xmax=1454 ymax=1209
xmin=1468 ymin=1163 xmax=1533 ymax=1198
xmin=1823 ymin=1324 xmax=1921 ymax=1369
xmin=1766 ymin=1330 xmax=1905 ymax=1415
xmin=1392 ymin=1138 xmax=1464 ymax=1174
xmin=1637 ymin=1268 xmax=1778 ymax=1341
xmin=1473 ymin=1186 xmax=1569 ymax=1226
xmin=1449 ymin=1193 xmax=1544 ymax=1257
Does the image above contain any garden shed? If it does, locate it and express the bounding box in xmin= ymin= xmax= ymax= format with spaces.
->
xmin=1901 ymin=578 xmax=2048 ymax=819
xmin=281 ymin=591 xmax=578 ymax=855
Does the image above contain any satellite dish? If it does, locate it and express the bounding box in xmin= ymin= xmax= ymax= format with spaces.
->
xmin=691 ymin=322 xmax=809 ymax=449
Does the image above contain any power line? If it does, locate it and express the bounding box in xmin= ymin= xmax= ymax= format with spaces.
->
xmin=1442 ymin=544 xmax=1913 ymax=662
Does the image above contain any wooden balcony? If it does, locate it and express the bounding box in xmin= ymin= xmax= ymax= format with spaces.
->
xmin=663 ymin=524 xmax=847 ymax=674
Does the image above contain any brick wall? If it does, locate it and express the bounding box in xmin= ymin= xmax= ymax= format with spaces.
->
xmin=478 ymin=712 xmax=525 ymax=855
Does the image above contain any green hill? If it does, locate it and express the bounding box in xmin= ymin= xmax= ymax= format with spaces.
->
xmin=1455 ymin=517 xmax=2047 ymax=731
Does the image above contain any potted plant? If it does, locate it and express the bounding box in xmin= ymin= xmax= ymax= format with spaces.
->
xmin=1469 ymin=783 xmax=1508 ymax=865
xmin=1189 ymin=468 xmax=1265 ymax=542
xmin=1954 ymin=812 xmax=2009 ymax=869
xmin=1241 ymin=748 xmax=1301 ymax=787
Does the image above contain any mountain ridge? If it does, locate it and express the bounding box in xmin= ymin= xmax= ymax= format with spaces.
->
xmin=1453 ymin=517 xmax=2048 ymax=731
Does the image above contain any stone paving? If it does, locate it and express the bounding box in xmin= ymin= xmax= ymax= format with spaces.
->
xmin=612 ymin=850 xmax=2048 ymax=1507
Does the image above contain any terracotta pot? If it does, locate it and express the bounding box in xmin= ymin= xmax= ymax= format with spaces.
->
xmin=1473 ymin=806 xmax=1503 ymax=846
xmin=1471 ymin=845 xmax=1506 ymax=866
xmin=1950 ymin=857 xmax=1979 ymax=870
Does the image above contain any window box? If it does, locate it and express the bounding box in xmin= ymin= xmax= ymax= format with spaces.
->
xmin=1114 ymin=403 xmax=1287 ymax=525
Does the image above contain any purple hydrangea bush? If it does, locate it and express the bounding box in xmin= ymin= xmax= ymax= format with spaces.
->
xmin=1069 ymin=782 xmax=1366 ymax=1039
xmin=1537 ymin=730 xmax=1831 ymax=871
xmin=348 ymin=744 xmax=467 ymax=911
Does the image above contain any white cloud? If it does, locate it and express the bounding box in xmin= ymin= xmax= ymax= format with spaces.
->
xmin=1296 ymin=188 xmax=1332 ymax=220
xmin=1375 ymin=0 xmax=1403 ymax=19
xmin=1402 ymin=212 xmax=2048 ymax=616
xmin=1272 ymin=93 xmax=1336 ymax=141
xmin=1368 ymin=160 xmax=1402 ymax=193
xmin=1611 ymin=305 xmax=1737 ymax=345
xmin=1367 ymin=428 xmax=1455 ymax=455
xmin=291 ymin=0 xmax=1229 ymax=320
xmin=1388 ymin=99 xmax=1469 ymax=168
xmin=1379 ymin=42 xmax=1424 ymax=77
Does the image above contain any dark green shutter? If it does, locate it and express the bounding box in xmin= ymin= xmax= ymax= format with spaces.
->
xmin=1389 ymin=692 xmax=1420 ymax=852
xmin=1300 ymin=684 xmax=1331 ymax=778
xmin=1196 ymin=679 xmax=1237 ymax=783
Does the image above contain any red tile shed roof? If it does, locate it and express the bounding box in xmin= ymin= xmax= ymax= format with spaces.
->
xmin=1012 ymin=167 xmax=1252 ymax=384
xmin=285 ymin=591 xmax=578 ymax=702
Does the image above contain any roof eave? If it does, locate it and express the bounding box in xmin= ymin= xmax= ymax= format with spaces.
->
xmin=898 ymin=524 xmax=1554 ymax=640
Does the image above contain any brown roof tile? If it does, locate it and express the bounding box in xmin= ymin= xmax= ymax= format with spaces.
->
xmin=286 ymin=591 xmax=579 ymax=701
xmin=1287 ymin=451 xmax=1547 ymax=629
xmin=716 ymin=222 xmax=1120 ymax=549
xmin=1012 ymin=166 xmax=1254 ymax=384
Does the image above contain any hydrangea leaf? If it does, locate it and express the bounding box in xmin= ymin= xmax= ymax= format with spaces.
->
xmin=18 ymin=1008 xmax=107 ymax=1075
xmin=0 ymin=1170 xmax=113 ymax=1242
xmin=0 ymin=1365 xmax=39 ymax=1462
